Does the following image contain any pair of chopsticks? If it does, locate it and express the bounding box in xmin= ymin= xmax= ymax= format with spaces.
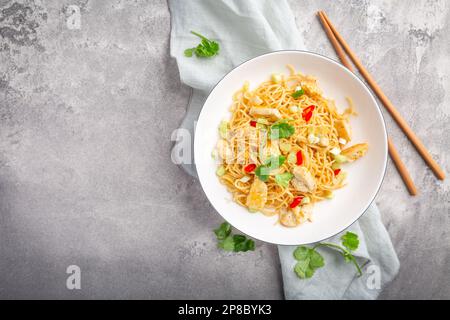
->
xmin=317 ymin=11 xmax=445 ymax=196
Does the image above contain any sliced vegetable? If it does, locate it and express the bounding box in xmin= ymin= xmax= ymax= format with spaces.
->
xmin=333 ymin=154 xmax=348 ymax=164
xmin=289 ymin=106 xmax=299 ymax=113
xmin=275 ymin=172 xmax=294 ymax=188
xmin=301 ymin=196 xmax=310 ymax=204
xmin=219 ymin=120 xmax=228 ymax=139
xmin=330 ymin=147 xmax=341 ymax=156
xmin=290 ymin=196 xmax=303 ymax=209
xmin=287 ymin=151 xmax=297 ymax=164
xmin=250 ymin=120 xmax=257 ymax=127
xmin=296 ymin=150 xmax=303 ymax=165
xmin=333 ymin=169 xmax=341 ymax=176
xmin=331 ymin=162 xmax=341 ymax=170
xmin=308 ymin=133 xmax=320 ymax=144
xmin=216 ymin=166 xmax=226 ymax=176
xmin=239 ymin=176 xmax=251 ymax=183
xmin=244 ymin=163 xmax=256 ymax=173
xmin=302 ymin=105 xmax=315 ymax=122
xmin=255 ymin=155 xmax=286 ymax=182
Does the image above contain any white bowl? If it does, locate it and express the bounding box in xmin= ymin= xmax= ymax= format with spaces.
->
xmin=194 ymin=51 xmax=387 ymax=245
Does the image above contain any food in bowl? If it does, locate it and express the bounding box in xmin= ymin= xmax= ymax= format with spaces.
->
xmin=213 ymin=65 xmax=368 ymax=227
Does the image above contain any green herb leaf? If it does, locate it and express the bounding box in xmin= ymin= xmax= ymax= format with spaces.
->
xmin=270 ymin=122 xmax=295 ymax=139
xmin=219 ymin=235 xmax=236 ymax=251
xmin=214 ymin=222 xmax=232 ymax=240
xmin=292 ymin=89 xmax=305 ymax=99
xmin=293 ymin=246 xmax=324 ymax=279
xmin=293 ymin=233 xmax=362 ymax=280
xmin=255 ymin=165 xmax=269 ymax=182
xmin=275 ymin=172 xmax=294 ymax=188
xmin=215 ymin=222 xmax=255 ymax=253
xmin=341 ymin=232 xmax=359 ymax=251
xmin=185 ymin=31 xmax=220 ymax=58
xmin=184 ymin=48 xmax=194 ymax=57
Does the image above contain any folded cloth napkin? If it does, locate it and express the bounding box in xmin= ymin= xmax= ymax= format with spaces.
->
xmin=168 ymin=0 xmax=399 ymax=299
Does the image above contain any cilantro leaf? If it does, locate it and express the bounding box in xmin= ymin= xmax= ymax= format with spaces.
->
xmin=341 ymin=232 xmax=359 ymax=251
xmin=293 ymin=232 xmax=362 ymax=280
xmin=292 ymin=89 xmax=305 ymax=99
xmin=275 ymin=172 xmax=294 ymax=188
xmin=214 ymin=222 xmax=231 ymax=240
xmin=293 ymin=246 xmax=324 ymax=279
xmin=184 ymin=48 xmax=194 ymax=57
xmin=219 ymin=235 xmax=235 ymax=251
xmin=215 ymin=222 xmax=255 ymax=253
xmin=184 ymin=31 xmax=220 ymax=58
xmin=254 ymin=165 xmax=269 ymax=182
xmin=293 ymin=246 xmax=310 ymax=260
xmin=270 ymin=122 xmax=295 ymax=139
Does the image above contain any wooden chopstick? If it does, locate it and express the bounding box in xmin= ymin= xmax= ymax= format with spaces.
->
xmin=317 ymin=11 xmax=418 ymax=195
xmin=319 ymin=11 xmax=445 ymax=181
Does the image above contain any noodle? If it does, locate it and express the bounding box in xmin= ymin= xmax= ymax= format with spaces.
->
xmin=214 ymin=66 xmax=368 ymax=227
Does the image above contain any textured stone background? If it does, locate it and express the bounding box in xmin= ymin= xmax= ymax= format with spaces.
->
xmin=0 ymin=0 xmax=449 ymax=299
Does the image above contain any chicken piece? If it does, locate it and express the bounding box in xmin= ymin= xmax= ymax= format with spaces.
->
xmin=246 ymin=179 xmax=268 ymax=211
xmin=217 ymin=139 xmax=233 ymax=163
xmin=299 ymin=76 xmax=322 ymax=97
xmin=340 ymin=143 xmax=368 ymax=162
xmin=249 ymin=107 xmax=282 ymax=120
xmin=291 ymin=167 xmax=316 ymax=192
xmin=280 ymin=208 xmax=298 ymax=227
xmin=299 ymin=204 xmax=314 ymax=223
xmin=334 ymin=119 xmax=352 ymax=141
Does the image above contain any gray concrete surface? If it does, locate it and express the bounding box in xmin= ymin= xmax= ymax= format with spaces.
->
xmin=0 ymin=0 xmax=448 ymax=299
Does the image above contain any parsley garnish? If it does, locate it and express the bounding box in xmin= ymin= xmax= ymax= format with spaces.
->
xmin=214 ymin=222 xmax=255 ymax=252
xmin=293 ymin=231 xmax=362 ymax=279
xmin=255 ymin=155 xmax=286 ymax=182
xmin=184 ymin=31 xmax=219 ymax=58
xmin=270 ymin=122 xmax=295 ymax=139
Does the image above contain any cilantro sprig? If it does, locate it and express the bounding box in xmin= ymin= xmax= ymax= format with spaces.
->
xmin=184 ymin=31 xmax=220 ymax=58
xmin=293 ymin=231 xmax=362 ymax=279
xmin=214 ymin=222 xmax=255 ymax=252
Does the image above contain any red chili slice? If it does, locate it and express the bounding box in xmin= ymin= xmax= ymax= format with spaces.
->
xmin=334 ymin=169 xmax=341 ymax=176
xmin=302 ymin=105 xmax=315 ymax=122
xmin=296 ymin=151 xmax=303 ymax=165
xmin=250 ymin=120 xmax=257 ymax=127
xmin=244 ymin=163 xmax=256 ymax=173
xmin=290 ymin=196 xmax=303 ymax=209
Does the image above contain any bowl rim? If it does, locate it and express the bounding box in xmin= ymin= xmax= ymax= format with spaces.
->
xmin=194 ymin=49 xmax=388 ymax=245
